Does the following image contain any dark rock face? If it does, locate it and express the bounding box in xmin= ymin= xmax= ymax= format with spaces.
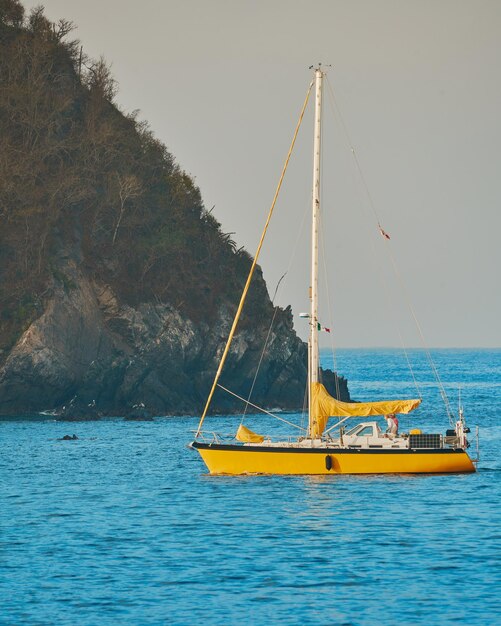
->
xmin=0 ymin=257 xmax=349 ymax=416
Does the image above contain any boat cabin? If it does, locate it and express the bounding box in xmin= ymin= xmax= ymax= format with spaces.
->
xmin=338 ymin=421 xmax=406 ymax=449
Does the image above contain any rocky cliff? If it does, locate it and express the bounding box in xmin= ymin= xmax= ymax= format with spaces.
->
xmin=0 ymin=250 xmax=349 ymax=416
xmin=0 ymin=2 xmax=349 ymax=416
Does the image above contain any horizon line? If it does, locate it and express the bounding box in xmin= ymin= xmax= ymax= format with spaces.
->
xmin=319 ymin=346 xmax=501 ymax=350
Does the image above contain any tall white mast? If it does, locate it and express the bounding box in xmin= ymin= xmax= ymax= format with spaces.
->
xmin=310 ymin=70 xmax=323 ymax=383
xmin=309 ymin=67 xmax=322 ymax=435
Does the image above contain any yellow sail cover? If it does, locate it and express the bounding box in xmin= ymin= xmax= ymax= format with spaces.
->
xmin=236 ymin=424 xmax=265 ymax=443
xmin=310 ymin=382 xmax=421 ymax=438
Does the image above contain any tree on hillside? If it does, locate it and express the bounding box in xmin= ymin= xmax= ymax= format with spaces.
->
xmin=0 ymin=0 xmax=24 ymax=26
xmin=112 ymin=173 xmax=142 ymax=245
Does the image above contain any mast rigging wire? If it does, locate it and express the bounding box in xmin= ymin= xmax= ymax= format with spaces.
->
xmin=217 ymin=384 xmax=306 ymax=432
xmin=196 ymin=79 xmax=314 ymax=437
xmin=324 ymin=75 xmax=453 ymax=424
xmin=318 ymin=116 xmax=342 ymax=402
xmin=239 ymin=146 xmax=315 ymax=427
xmin=239 ymin=272 xmax=287 ymax=424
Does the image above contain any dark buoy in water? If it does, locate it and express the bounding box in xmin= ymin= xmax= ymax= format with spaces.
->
xmin=59 ymin=434 xmax=78 ymax=440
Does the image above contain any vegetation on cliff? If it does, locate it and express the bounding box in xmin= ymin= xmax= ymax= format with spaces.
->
xmin=0 ymin=0 xmax=272 ymax=355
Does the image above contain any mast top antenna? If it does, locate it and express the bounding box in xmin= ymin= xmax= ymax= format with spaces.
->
xmin=308 ymin=63 xmax=331 ymax=71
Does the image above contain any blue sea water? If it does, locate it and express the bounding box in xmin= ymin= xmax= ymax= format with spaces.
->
xmin=1 ymin=349 xmax=500 ymax=625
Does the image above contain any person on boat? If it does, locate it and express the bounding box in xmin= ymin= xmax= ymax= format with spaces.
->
xmin=385 ymin=414 xmax=399 ymax=437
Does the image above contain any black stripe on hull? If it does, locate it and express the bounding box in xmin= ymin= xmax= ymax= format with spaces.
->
xmin=191 ymin=441 xmax=467 ymax=455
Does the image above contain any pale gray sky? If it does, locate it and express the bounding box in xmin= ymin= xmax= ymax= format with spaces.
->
xmin=24 ymin=0 xmax=501 ymax=347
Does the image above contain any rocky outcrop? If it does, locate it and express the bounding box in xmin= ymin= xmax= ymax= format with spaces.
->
xmin=0 ymin=257 xmax=349 ymax=416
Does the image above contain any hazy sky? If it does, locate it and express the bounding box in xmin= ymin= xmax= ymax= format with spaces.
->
xmin=24 ymin=0 xmax=501 ymax=347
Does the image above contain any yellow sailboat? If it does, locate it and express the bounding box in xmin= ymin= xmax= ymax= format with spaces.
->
xmin=190 ymin=66 xmax=477 ymax=475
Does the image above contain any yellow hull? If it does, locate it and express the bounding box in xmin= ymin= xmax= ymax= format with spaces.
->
xmin=192 ymin=442 xmax=476 ymax=475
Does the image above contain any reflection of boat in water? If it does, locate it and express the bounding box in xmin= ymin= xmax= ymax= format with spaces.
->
xmin=190 ymin=66 xmax=477 ymax=475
